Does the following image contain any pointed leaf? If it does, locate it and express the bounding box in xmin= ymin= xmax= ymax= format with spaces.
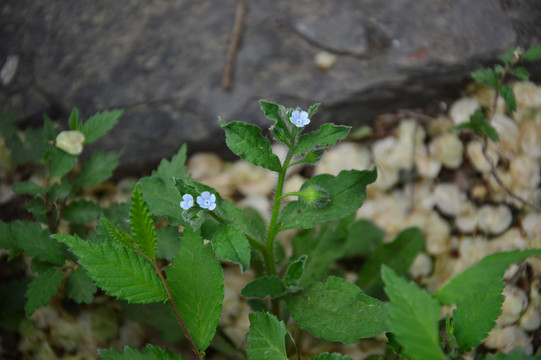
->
xmin=260 ymin=100 xmax=290 ymax=137
xmin=344 ymin=219 xmax=384 ymax=258
xmin=287 ymin=276 xmax=389 ymax=343
xmin=82 ymin=109 xmax=123 ymax=143
xmin=99 ymin=344 xmax=184 ymax=360
xmin=293 ymin=123 xmax=350 ymax=154
xmin=499 ymin=84 xmax=516 ymax=113
xmin=25 ymin=268 xmax=64 ymax=315
xmin=284 ymin=255 xmax=307 ymax=290
xmin=472 ymin=68 xmax=499 ymax=87
xmin=140 ymin=176 xmax=183 ymax=226
xmin=523 ymin=45 xmax=541 ymax=62
xmin=65 ymin=267 xmax=97 ymax=304
xmin=68 ymin=108 xmax=81 ymax=130
xmin=12 ymin=181 xmax=46 ymax=196
xmin=153 ymin=144 xmax=187 ymax=180
xmin=63 ymin=200 xmax=101 ymax=224
xmin=48 ymin=146 xmax=78 ymax=177
xmin=509 ymin=66 xmax=529 ymax=81
xmin=166 ymin=228 xmax=223 ymax=353
xmin=246 ymin=311 xmax=288 ymax=360
xmin=382 ymin=266 xmax=445 ymax=360
xmin=241 ymin=276 xmax=285 ymax=299
xmin=73 ymin=150 xmax=120 ymax=188
xmin=130 ymin=186 xmax=157 ymax=259
xmin=307 ymin=103 xmax=321 ymax=118
xmin=56 ymin=234 xmax=167 ymax=303
xmin=11 ymin=221 xmax=65 ymax=265
xmin=212 ymin=222 xmax=250 ymax=271
xmin=101 ymin=217 xmax=136 ymax=250
xmin=219 ymin=119 xmax=281 ymax=172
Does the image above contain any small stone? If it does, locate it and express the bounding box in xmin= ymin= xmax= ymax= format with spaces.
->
xmin=455 ymin=201 xmax=478 ymax=233
xmin=429 ymin=133 xmax=463 ymax=169
xmin=449 ymin=97 xmax=480 ymax=124
xmin=522 ymin=213 xmax=541 ymax=237
xmin=466 ymin=140 xmax=498 ymax=173
xmin=519 ymin=304 xmax=541 ymax=332
xmin=519 ymin=121 xmax=541 ymax=159
xmin=433 ymin=183 xmax=465 ymax=216
xmin=408 ymin=252 xmax=433 ymax=279
xmin=314 ymin=51 xmax=337 ymax=70
xmin=492 ymin=113 xmax=520 ymax=154
xmin=484 ymin=326 xmax=532 ymax=354
xmin=497 ymin=284 xmax=528 ymax=326
xmin=477 ymin=205 xmax=513 ymax=235
xmin=315 ymin=142 xmax=371 ymax=176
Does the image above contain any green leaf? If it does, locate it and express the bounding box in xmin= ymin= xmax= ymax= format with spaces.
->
xmin=130 ymin=186 xmax=157 ymax=259
xmin=63 ymin=200 xmax=101 ymax=224
xmin=57 ymin=233 xmax=167 ymax=303
xmin=25 ymin=268 xmax=64 ymax=315
xmin=82 ymin=109 xmax=123 ymax=143
xmin=382 ymin=266 xmax=445 ymax=360
xmin=11 ymin=221 xmax=65 ymax=265
xmin=435 ymin=249 xmax=541 ymax=305
xmin=344 ymin=219 xmax=384 ymax=258
xmin=101 ymin=217 xmax=136 ymax=250
xmin=307 ymin=103 xmax=321 ymax=118
xmin=211 ymin=222 xmax=250 ymax=272
xmin=481 ymin=121 xmax=500 ymax=142
xmin=174 ymin=177 xmax=218 ymax=229
xmin=65 ymin=267 xmax=97 ymax=304
xmin=294 ymin=123 xmax=351 ymax=154
xmin=356 ymin=227 xmax=424 ymax=297
xmin=278 ymin=168 xmax=377 ymax=231
xmin=287 ymin=276 xmax=389 ymax=343
xmin=472 ymin=68 xmax=499 ymax=87
xmin=73 ymin=150 xmax=120 ymax=188
xmin=152 ymin=144 xmax=187 ymax=180
xmin=293 ymin=149 xmax=324 ymax=166
xmin=166 ymin=228 xmax=223 ymax=353
xmin=522 ymin=45 xmax=541 ymax=62
xmin=99 ymin=344 xmax=184 ymax=360
xmin=12 ymin=181 xmax=46 ymax=196
xmin=68 ymin=108 xmax=82 ymax=130
xmin=498 ymin=47 xmax=518 ymax=64
xmin=499 ymin=84 xmax=517 ymax=113
xmin=48 ymin=146 xmax=78 ymax=177
xmin=156 ymin=226 xmax=180 ymax=261
xmin=260 ymin=100 xmax=290 ymax=140
xmin=140 ymin=176 xmax=183 ymax=226
xmin=119 ymin=302 xmax=184 ymax=343
xmin=453 ymin=280 xmax=505 ymax=352
xmin=219 ymin=119 xmax=282 ymax=172
xmin=50 ymin=178 xmax=72 ymax=199
xmin=0 ymin=220 xmax=17 ymax=249
xmin=26 ymin=197 xmax=48 ymax=222
xmin=487 ymin=348 xmax=539 ymax=359
xmin=284 ymin=255 xmax=307 ymax=290
xmin=241 ymin=276 xmax=285 ymax=299
xmin=22 ymin=127 xmax=49 ymax=163
xmin=42 ymin=114 xmax=58 ymax=141
xmin=245 ymin=311 xmax=288 ymax=360
xmin=509 ymin=66 xmax=530 ymax=81
xmin=311 ymin=354 xmax=352 ymax=360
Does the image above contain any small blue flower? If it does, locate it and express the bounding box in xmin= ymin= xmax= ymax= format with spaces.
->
xmin=290 ymin=110 xmax=310 ymax=128
xmin=180 ymin=194 xmax=194 ymax=210
xmin=197 ymin=191 xmax=216 ymax=210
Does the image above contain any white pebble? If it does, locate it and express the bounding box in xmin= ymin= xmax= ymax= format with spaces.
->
xmin=498 ymin=284 xmax=528 ymax=326
xmin=522 ymin=213 xmax=541 ymax=237
xmin=484 ymin=326 xmax=532 ymax=354
xmin=477 ymin=205 xmax=513 ymax=235
xmin=409 ymin=252 xmax=433 ymax=279
xmin=429 ymin=133 xmax=464 ymax=169
xmin=449 ymin=97 xmax=480 ymax=125
xmin=519 ymin=304 xmax=541 ymax=332
xmin=455 ymin=201 xmax=478 ymax=233
xmin=466 ymin=140 xmax=498 ymax=173
xmin=433 ymin=183 xmax=465 ymax=216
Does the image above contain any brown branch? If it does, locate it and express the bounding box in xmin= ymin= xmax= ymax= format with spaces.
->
xmin=221 ymin=0 xmax=246 ymax=91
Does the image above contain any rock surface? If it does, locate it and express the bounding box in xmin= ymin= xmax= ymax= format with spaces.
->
xmin=1 ymin=0 xmax=541 ymax=174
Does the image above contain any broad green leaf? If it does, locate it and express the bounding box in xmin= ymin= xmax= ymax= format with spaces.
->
xmin=435 ymin=249 xmax=541 ymax=305
xmin=99 ymin=344 xmax=184 ymax=360
xmin=0 ymin=220 xmax=17 ymax=249
xmin=284 ymin=255 xmax=307 ymax=290
xmin=57 ymin=233 xmax=167 ymax=303
xmin=156 ymin=226 xmax=180 ymax=261
xmin=12 ymin=181 xmax=46 ymax=196
xmin=50 ymin=178 xmax=72 ymax=199
xmin=219 ymin=119 xmax=282 ymax=172
xmin=453 ymin=280 xmax=505 ymax=352
xmin=219 ymin=199 xmax=265 ymax=242
xmin=499 ymin=84 xmax=516 ymax=113
xmin=166 ymin=228 xmax=223 ymax=353
xmin=68 ymin=108 xmax=82 ymax=130
xmin=82 ymin=109 xmax=123 ymax=143
xmin=260 ymin=100 xmax=290 ymax=139
xmin=152 ymin=144 xmax=187 ymax=180
xmin=344 ymin=219 xmax=384 ymax=258
xmin=487 ymin=348 xmax=539 ymax=359
xmin=140 ymin=176 xmax=183 ymax=226
xmin=101 ymin=217 xmax=136 ymax=250
xmin=27 ymin=197 xmax=48 ymax=222
xmin=293 ymin=123 xmax=351 ymax=154
xmin=73 ymin=150 xmax=120 ymax=188
xmin=287 ymin=276 xmax=389 ymax=343
xmin=42 ymin=114 xmax=58 ymax=141
xmin=523 ymin=45 xmax=541 ymax=62
xmin=130 ymin=186 xmax=157 ymax=259
xmin=65 ymin=267 xmax=97 ymax=304
xmin=211 ymin=222 xmax=250 ymax=272
xmin=472 ymin=68 xmax=499 ymax=87
xmin=241 ymin=276 xmax=285 ymax=299
xmin=48 ymin=146 xmax=78 ymax=177
xmin=356 ymin=227 xmax=424 ymax=297
xmin=509 ymin=66 xmax=530 ymax=81
xmin=63 ymin=200 xmax=101 ymax=224
xmin=481 ymin=121 xmax=500 ymax=142
xmin=311 ymin=354 xmax=352 ymax=360
xmin=278 ymin=168 xmax=377 ymax=231
xmin=382 ymin=266 xmax=445 ymax=360
xmin=292 ymin=149 xmax=324 ymax=166
xmin=11 ymin=221 xmax=65 ymax=265
xmin=245 ymin=311 xmax=288 ymax=360
xmin=25 ymin=268 xmax=64 ymax=315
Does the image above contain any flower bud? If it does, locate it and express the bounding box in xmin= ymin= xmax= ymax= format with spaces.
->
xmin=55 ymin=130 xmax=85 ymax=155
xmin=298 ymin=185 xmax=330 ymax=208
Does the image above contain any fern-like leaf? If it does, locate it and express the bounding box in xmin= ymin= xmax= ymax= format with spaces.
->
xmin=130 ymin=185 xmax=157 ymax=259
xmin=101 ymin=217 xmax=136 ymax=250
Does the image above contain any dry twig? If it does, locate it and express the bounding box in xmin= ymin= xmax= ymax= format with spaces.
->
xmin=222 ymin=0 xmax=246 ymax=91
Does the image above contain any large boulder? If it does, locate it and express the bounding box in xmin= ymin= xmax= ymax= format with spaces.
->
xmin=1 ymin=0 xmax=541 ymax=174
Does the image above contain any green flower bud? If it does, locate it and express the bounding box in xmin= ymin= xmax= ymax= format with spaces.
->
xmin=56 ymin=130 xmax=85 ymax=155
xmin=298 ymin=185 xmax=330 ymax=208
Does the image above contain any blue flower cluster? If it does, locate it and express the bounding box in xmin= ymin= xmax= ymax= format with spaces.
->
xmin=180 ymin=191 xmax=216 ymax=211
xmin=290 ymin=110 xmax=311 ymax=128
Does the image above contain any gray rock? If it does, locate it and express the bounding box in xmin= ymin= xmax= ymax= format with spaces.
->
xmin=1 ymin=0 xmax=540 ymax=174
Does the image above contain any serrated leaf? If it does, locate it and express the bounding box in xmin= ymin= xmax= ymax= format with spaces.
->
xmin=293 ymin=149 xmax=324 ymax=166
xmin=130 ymin=186 xmax=157 ymax=259
xmin=0 ymin=220 xmax=16 ymax=249
xmin=498 ymin=47 xmax=517 ymax=64
xmin=11 ymin=221 xmax=65 ymax=265
xmin=212 ymin=222 xmax=250 ymax=272
xmin=453 ymin=280 xmax=505 ymax=352
xmin=435 ymin=249 xmax=541 ymax=305
xmin=56 ymin=233 xmax=167 ymax=303
xmin=12 ymin=181 xmax=46 ymax=196
xmin=153 ymin=144 xmax=187 ymax=180
xmin=241 ymin=276 xmax=285 ymax=299
xmin=357 ymin=227 xmax=424 ymax=297
xmin=63 ymin=200 xmax=101 ymax=224
xmin=101 ymin=217 xmax=136 ymax=250
xmin=499 ymin=84 xmax=517 ymax=113
xmin=82 ymin=109 xmax=123 ymax=143
xmin=156 ymin=226 xmax=180 ymax=261
xmin=99 ymin=344 xmax=184 ymax=360
xmin=140 ymin=176 xmax=184 ymax=226
xmin=68 ymin=108 xmax=81 ymax=130
xmin=487 ymin=348 xmax=539 ymax=359
xmin=260 ymin=100 xmax=290 ymax=138
xmin=311 ymin=353 xmax=352 ymax=360
xmin=166 ymin=228 xmax=223 ymax=353
xmin=65 ymin=267 xmax=97 ymax=304
xmin=294 ymin=123 xmax=351 ymax=154
xmin=522 ymin=45 xmax=541 ymax=62
xmin=246 ymin=311 xmax=288 ymax=360
xmin=472 ymin=68 xmax=499 ymax=87
xmin=344 ymin=219 xmax=384 ymax=258
xmin=48 ymin=146 xmax=78 ymax=177
xmin=73 ymin=150 xmax=120 ymax=188
xmin=278 ymin=168 xmax=377 ymax=231
xmin=284 ymin=255 xmax=307 ymax=289
xmin=382 ymin=266 xmax=445 ymax=360
xmin=43 ymin=114 xmax=58 ymax=141
xmin=50 ymin=178 xmax=72 ymax=199
xmin=219 ymin=119 xmax=282 ymax=172
xmin=288 ymin=276 xmax=389 ymax=343
xmin=481 ymin=121 xmax=500 ymax=142
xmin=509 ymin=66 xmax=530 ymax=81
xmin=25 ymin=268 xmax=64 ymax=315
xmin=307 ymin=103 xmax=321 ymax=118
